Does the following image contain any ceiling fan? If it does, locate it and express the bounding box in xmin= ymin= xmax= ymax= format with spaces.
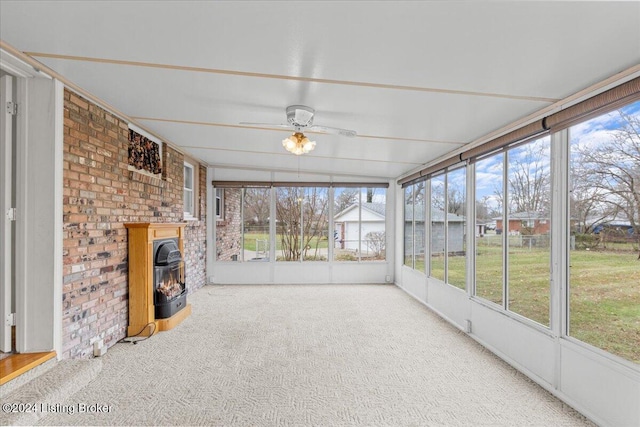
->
xmin=240 ymin=105 xmax=357 ymax=138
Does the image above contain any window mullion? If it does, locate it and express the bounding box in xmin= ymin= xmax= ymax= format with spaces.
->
xmin=358 ymin=188 xmax=363 ymax=262
xmin=503 ymin=151 xmax=509 ymax=311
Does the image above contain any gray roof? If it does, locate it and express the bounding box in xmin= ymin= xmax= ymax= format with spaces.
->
xmin=406 ymin=206 xmax=465 ymax=223
xmin=494 ymin=211 xmax=548 ymax=221
xmin=334 ymin=202 xmax=386 ymax=220
xmin=363 ymin=203 xmax=386 ymax=217
xmin=335 ymin=202 xmax=465 ymax=223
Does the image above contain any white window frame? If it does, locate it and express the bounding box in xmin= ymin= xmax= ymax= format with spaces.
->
xmin=215 ymin=188 xmax=224 ymax=221
xmin=184 ymin=161 xmax=195 ymax=219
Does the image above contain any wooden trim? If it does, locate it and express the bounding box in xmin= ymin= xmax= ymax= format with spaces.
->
xmin=395 ymin=64 xmax=640 ymax=185
xmin=133 ymin=116 xmax=465 ymax=146
xmin=0 ymin=351 xmax=56 ymax=385
xmin=212 ymin=181 xmax=389 ymax=189
xmin=0 ymin=41 xmax=199 ymax=164
xmin=25 ymin=52 xmax=558 ymax=103
xmin=156 ymin=304 xmax=192 ymax=332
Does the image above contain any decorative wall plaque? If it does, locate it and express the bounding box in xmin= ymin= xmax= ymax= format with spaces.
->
xmin=128 ymin=128 xmax=162 ymax=174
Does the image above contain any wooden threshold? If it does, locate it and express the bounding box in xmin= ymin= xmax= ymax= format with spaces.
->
xmin=0 ymin=351 xmax=56 ymax=386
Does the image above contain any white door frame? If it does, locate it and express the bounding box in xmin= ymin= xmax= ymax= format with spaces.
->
xmin=1 ymin=48 xmax=63 ymax=358
xmin=0 ymin=74 xmax=14 ymax=352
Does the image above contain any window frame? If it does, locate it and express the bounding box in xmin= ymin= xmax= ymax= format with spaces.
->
xmin=215 ymin=188 xmax=224 ymax=221
xmin=214 ymin=182 xmax=388 ymax=264
xmin=183 ymin=161 xmax=195 ymax=219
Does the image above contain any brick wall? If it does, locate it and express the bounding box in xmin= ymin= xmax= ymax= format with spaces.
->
xmin=62 ymin=89 xmax=207 ymax=359
xmin=183 ymin=165 xmax=208 ymax=293
xmin=216 ymin=188 xmax=242 ymax=261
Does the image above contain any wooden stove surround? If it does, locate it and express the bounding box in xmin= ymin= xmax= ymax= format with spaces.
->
xmin=124 ymin=223 xmax=192 ymax=337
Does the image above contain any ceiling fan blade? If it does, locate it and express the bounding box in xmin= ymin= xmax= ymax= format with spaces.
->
xmin=239 ymin=122 xmax=293 ymax=129
xmin=308 ymin=125 xmax=357 ymax=138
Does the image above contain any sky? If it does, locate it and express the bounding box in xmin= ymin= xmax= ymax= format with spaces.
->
xmin=474 ymin=99 xmax=640 ymax=210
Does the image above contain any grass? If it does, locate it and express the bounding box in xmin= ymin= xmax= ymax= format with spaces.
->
xmin=243 ymin=232 xmax=269 ymax=252
xmin=472 ymin=240 xmax=640 ymax=363
xmin=568 ymin=250 xmax=640 ymax=363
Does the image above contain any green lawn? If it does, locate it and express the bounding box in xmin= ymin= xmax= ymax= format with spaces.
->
xmin=243 ymin=232 xmax=329 ymax=260
xmin=243 ymin=233 xmax=269 ymax=252
xmin=473 ymin=242 xmax=640 ymax=363
xmin=568 ymin=249 xmax=640 ymax=363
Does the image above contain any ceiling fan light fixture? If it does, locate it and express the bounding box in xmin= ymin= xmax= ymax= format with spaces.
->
xmin=282 ymin=132 xmax=316 ymax=156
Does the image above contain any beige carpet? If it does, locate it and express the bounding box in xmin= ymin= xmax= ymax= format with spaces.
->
xmin=37 ymin=284 xmax=593 ymax=426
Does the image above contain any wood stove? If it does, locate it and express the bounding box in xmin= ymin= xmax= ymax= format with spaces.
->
xmin=125 ymin=223 xmax=191 ymax=337
xmin=153 ymin=238 xmax=187 ymax=319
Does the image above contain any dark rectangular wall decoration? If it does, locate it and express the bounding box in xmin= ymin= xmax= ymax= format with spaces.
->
xmin=128 ymin=128 xmax=162 ymax=174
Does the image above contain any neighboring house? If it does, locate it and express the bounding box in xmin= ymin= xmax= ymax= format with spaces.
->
xmin=475 ymin=220 xmax=488 ymax=237
xmin=592 ymin=214 xmax=635 ymax=235
xmin=496 ymin=211 xmax=550 ymax=235
xmin=334 ymin=203 xmax=386 ymax=251
xmin=430 ymin=210 xmax=466 ymax=254
xmin=344 ymin=203 xmax=465 ymax=255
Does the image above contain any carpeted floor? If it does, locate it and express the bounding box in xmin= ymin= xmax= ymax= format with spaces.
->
xmin=37 ymin=284 xmax=594 ymax=426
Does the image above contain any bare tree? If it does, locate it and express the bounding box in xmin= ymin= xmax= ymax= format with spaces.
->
xmin=335 ymin=188 xmax=359 ymax=214
xmin=364 ymin=231 xmax=386 ymax=259
xmin=405 ymin=181 xmax=426 ymax=204
xmin=276 ymin=187 xmax=328 ymax=261
xmin=575 ymin=109 xmax=640 ymax=258
xmin=476 ymin=195 xmax=501 ymax=221
xmin=431 ymin=178 xmax=445 ymax=211
xmin=507 ymin=140 xmax=551 ymax=215
xmin=447 ymin=168 xmax=466 ymax=216
xmin=275 ymin=187 xmax=301 ymax=261
xmin=243 ymin=188 xmax=270 ymax=228
xmin=302 ymin=188 xmax=329 ymax=259
xmin=569 ymin=164 xmax=612 ymax=234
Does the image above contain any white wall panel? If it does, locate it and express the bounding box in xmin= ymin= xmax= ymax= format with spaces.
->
xmin=331 ymin=263 xmax=390 ymax=284
xmin=399 ymin=267 xmax=427 ymax=302
xmin=470 ymin=302 xmax=555 ymax=385
xmin=426 ymin=279 xmax=469 ymax=329
xmin=560 ymin=340 xmax=640 ymax=427
xmin=272 ymin=263 xmax=332 ymax=284
xmin=213 ymin=262 xmax=272 ymax=285
xmin=214 ymin=262 xmax=390 ymax=285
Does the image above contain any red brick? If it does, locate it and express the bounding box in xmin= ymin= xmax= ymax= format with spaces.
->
xmin=62 ymin=89 xmax=207 ymax=360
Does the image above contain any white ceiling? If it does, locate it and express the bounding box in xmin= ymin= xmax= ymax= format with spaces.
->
xmin=1 ymin=1 xmax=639 ymax=181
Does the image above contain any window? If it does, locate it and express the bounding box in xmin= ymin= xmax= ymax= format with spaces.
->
xmin=243 ymin=187 xmax=271 ymax=261
xmin=419 ymin=169 xmax=467 ymax=288
xmin=334 ymin=187 xmax=387 ymax=262
xmin=568 ymin=100 xmax=640 ymax=364
xmin=215 ymin=188 xmax=224 ymax=220
xmin=472 ymin=137 xmax=551 ymax=326
xmin=404 ymin=185 xmax=414 ymax=267
xmin=215 ymin=183 xmax=387 ymax=263
xmin=447 ymin=167 xmax=466 ymax=290
xmin=474 ymin=152 xmax=504 ymax=305
xmin=430 ymin=174 xmax=446 ymax=281
xmin=302 ymin=187 xmax=329 ymax=261
xmin=183 ymin=162 xmax=194 ymax=218
xmin=414 ymin=183 xmax=426 ymax=272
xmin=334 ymin=187 xmax=361 ymax=262
xmin=275 ymin=187 xmax=329 ymax=262
xmin=403 ymin=182 xmax=426 ymax=271
xmin=506 ymin=137 xmax=551 ymax=326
